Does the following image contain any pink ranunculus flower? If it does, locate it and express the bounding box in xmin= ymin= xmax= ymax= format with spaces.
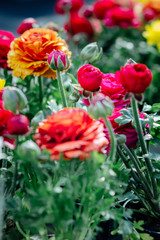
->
xmin=16 ymin=18 xmax=38 ymax=35
xmin=100 ymin=73 xmax=130 ymax=108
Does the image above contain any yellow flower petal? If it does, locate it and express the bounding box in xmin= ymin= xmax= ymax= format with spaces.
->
xmin=0 ymin=79 xmax=5 ymax=91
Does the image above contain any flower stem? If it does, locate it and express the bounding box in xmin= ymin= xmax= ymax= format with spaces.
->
xmin=104 ymin=117 xmax=117 ymax=161
xmin=57 ymin=70 xmax=68 ymax=108
xmin=122 ymin=143 xmax=153 ymax=198
xmin=38 ymin=76 xmax=43 ymax=110
xmin=131 ymin=96 xmax=158 ymax=200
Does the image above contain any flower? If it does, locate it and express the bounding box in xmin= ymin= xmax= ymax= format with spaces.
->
xmin=34 ymin=108 xmax=108 ymax=160
xmin=108 ymin=108 xmax=138 ymax=148
xmin=0 ymin=109 xmax=15 ymax=149
xmin=144 ymin=0 xmax=160 ymax=16
xmin=104 ymin=6 xmax=141 ymax=28
xmin=93 ymin=0 xmax=116 ymax=20
xmin=16 ymin=18 xmax=38 ymax=35
xmin=8 ymin=28 xmax=71 ymax=79
xmin=47 ymin=50 xmax=70 ymax=71
xmin=64 ymin=12 xmax=94 ymax=38
xmin=0 ymin=79 xmax=5 ymax=91
xmin=77 ymin=64 xmax=102 ymax=92
xmin=118 ymin=63 xmax=152 ymax=93
xmin=55 ymin=0 xmax=84 ymax=14
xmin=143 ymin=7 xmax=156 ymax=21
xmin=143 ymin=20 xmax=160 ymax=51
xmin=81 ymin=5 xmax=94 ymax=18
xmin=0 ymin=30 xmax=15 ymax=69
xmin=100 ymin=73 xmax=130 ymax=108
xmin=7 ymin=114 xmax=29 ymax=135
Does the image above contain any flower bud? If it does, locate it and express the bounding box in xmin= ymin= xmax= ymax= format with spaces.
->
xmin=89 ymin=93 xmax=114 ymax=119
xmin=44 ymin=22 xmax=59 ymax=32
xmin=77 ymin=64 xmax=102 ymax=92
xmin=69 ymin=91 xmax=80 ymax=103
xmin=47 ymin=50 xmax=70 ymax=71
xmin=82 ymin=5 xmax=93 ymax=18
xmin=116 ymin=134 xmax=126 ymax=145
xmin=17 ymin=140 xmax=41 ymax=162
xmin=80 ymin=42 xmax=102 ymax=63
xmin=16 ymin=18 xmax=38 ymax=35
xmin=7 ymin=114 xmax=29 ymax=135
xmin=3 ymin=87 xmax=28 ymax=113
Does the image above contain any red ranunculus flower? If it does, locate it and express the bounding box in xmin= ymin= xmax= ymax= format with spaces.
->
xmin=0 ymin=109 xmax=15 ymax=149
xmin=100 ymin=73 xmax=130 ymax=108
xmin=104 ymin=6 xmax=140 ymax=28
xmin=7 ymin=114 xmax=29 ymax=135
xmin=55 ymin=0 xmax=84 ymax=14
xmin=93 ymin=0 xmax=116 ymax=20
xmin=16 ymin=18 xmax=38 ymax=35
xmin=64 ymin=12 xmax=94 ymax=38
xmin=34 ymin=108 xmax=108 ymax=160
xmin=78 ymin=64 xmax=102 ymax=92
xmin=0 ymin=30 xmax=15 ymax=69
xmin=118 ymin=63 xmax=152 ymax=94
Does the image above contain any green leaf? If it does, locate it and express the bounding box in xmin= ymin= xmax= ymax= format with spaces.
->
xmin=139 ymin=233 xmax=154 ymax=240
xmin=115 ymin=108 xmax=133 ymax=126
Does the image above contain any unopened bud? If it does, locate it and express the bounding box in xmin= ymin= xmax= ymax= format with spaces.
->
xmin=3 ymin=87 xmax=28 ymax=113
xmin=18 ymin=140 xmax=41 ymax=162
xmin=69 ymin=91 xmax=79 ymax=103
xmin=80 ymin=42 xmax=102 ymax=63
xmin=47 ymin=50 xmax=70 ymax=71
xmin=89 ymin=93 xmax=114 ymax=119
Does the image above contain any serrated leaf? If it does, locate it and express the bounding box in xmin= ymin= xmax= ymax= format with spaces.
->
xmin=115 ymin=108 xmax=133 ymax=126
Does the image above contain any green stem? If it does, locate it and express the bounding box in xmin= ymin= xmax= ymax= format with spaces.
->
xmin=10 ymin=160 xmax=18 ymax=197
xmin=0 ymin=177 xmax=5 ymax=240
xmin=131 ymin=96 xmax=158 ymax=200
xmin=38 ymin=76 xmax=43 ymax=109
xmin=117 ymin=146 xmax=139 ymax=183
xmin=104 ymin=118 xmax=117 ymax=161
xmin=122 ymin=143 xmax=153 ymax=199
xmin=57 ymin=70 xmax=68 ymax=108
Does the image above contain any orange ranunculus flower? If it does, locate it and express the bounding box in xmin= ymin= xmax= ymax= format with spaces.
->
xmin=34 ymin=108 xmax=109 ymax=160
xmin=7 ymin=28 xmax=71 ymax=79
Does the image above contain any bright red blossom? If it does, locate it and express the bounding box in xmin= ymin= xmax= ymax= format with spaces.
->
xmin=16 ymin=18 xmax=38 ymax=35
xmin=93 ymin=0 xmax=116 ymax=19
xmin=34 ymin=108 xmax=108 ymax=160
xmin=78 ymin=64 xmax=102 ymax=92
xmin=118 ymin=63 xmax=152 ymax=94
xmin=64 ymin=12 xmax=94 ymax=38
xmin=0 ymin=30 xmax=15 ymax=69
xmin=104 ymin=6 xmax=140 ymax=28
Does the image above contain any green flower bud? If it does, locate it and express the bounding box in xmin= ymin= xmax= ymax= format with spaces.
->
xmin=17 ymin=140 xmax=41 ymax=162
xmin=89 ymin=93 xmax=114 ymax=119
xmin=69 ymin=91 xmax=80 ymax=103
xmin=80 ymin=42 xmax=103 ymax=63
xmin=3 ymin=87 xmax=28 ymax=114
